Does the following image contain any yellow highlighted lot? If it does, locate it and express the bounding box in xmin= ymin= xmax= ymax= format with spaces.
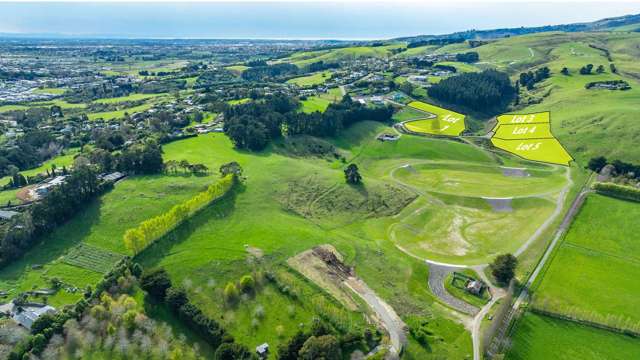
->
xmin=404 ymin=101 xmax=466 ymax=136
xmin=491 ymin=112 xmax=572 ymax=166
xmin=493 ymin=123 xmax=553 ymax=140
xmin=491 ymin=138 xmax=573 ymax=165
xmin=496 ymin=111 xmax=549 ymax=125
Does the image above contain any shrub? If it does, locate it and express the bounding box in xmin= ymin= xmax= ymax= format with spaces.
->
xmin=239 ymin=275 xmax=255 ymax=293
xmin=593 ymin=182 xmax=640 ymax=202
xmin=299 ymin=335 xmax=342 ymax=360
xmin=166 ymin=287 xmax=189 ymax=311
xmin=224 ymin=282 xmax=239 ymax=303
xmin=140 ymin=268 xmax=172 ymax=300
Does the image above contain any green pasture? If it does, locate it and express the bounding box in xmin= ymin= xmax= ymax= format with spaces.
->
xmin=87 ymin=103 xmax=154 ymax=121
xmin=435 ymin=61 xmax=481 ymax=73
xmin=286 ymin=71 xmax=331 ymax=87
xmin=506 ymin=312 xmax=640 ymax=360
xmin=393 ymin=162 xmax=565 ymax=198
xmin=93 ymin=93 xmax=166 ymax=104
xmin=300 ymin=87 xmax=342 ymax=113
xmin=391 ymin=194 xmax=556 ymax=265
xmin=533 ymin=194 xmax=640 ymax=326
xmin=225 ymin=65 xmax=249 ymax=74
xmin=280 ymin=44 xmax=405 ymax=67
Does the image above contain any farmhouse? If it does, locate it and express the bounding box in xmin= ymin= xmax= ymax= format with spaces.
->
xmin=466 ymin=280 xmax=485 ymax=296
xmin=29 ymin=175 xmax=68 ymax=200
xmin=0 ymin=302 xmax=56 ymax=329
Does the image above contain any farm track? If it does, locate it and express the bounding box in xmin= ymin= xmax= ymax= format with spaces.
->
xmin=427 ymin=263 xmax=479 ymax=315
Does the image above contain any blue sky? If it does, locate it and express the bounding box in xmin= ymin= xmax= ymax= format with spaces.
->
xmin=0 ymin=2 xmax=638 ymax=39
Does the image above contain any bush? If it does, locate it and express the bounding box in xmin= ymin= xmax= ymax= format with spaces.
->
xmin=239 ymin=275 xmax=255 ymax=293
xmin=224 ymin=282 xmax=239 ymax=303
xmin=140 ymin=268 xmax=172 ymax=300
xmin=593 ymin=182 xmax=640 ymax=202
xmin=299 ymin=335 xmax=342 ymax=360
xmin=166 ymin=287 xmax=189 ymax=311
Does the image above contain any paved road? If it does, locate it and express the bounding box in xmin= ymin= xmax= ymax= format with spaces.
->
xmin=344 ymin=277 xmax=407 ymax=358
xmin=427 ymin=263 xmax=480 ymax=315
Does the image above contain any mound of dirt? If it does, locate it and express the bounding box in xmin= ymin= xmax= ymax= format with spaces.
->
xmin=279 ymin=176 xmax=417 ymax=224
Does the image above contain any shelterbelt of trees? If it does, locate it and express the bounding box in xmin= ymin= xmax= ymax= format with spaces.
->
xmin=124 ymin=170 xmax=238 ymax=255
xmin=223 ymin=94 xmax=394 ymax=151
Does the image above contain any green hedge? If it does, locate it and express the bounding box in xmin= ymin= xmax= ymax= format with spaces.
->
xmin=593 ymin=182 xmax=640 ymax=202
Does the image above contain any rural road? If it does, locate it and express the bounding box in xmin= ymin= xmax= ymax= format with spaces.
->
xmin=427 ymin=263 xmax=480 ymax=315
xmin=344 ymin=277 xmax=407 ymax=358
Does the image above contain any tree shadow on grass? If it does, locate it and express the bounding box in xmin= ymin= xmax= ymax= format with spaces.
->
xmin=0 ymin=195 xmax=104 ymax=284
xmin=135 ymin=183 xmax=245 ymax=271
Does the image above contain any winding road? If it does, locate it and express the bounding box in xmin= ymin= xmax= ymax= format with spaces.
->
xmin=385 ymin=157 xmax=575 ymax=360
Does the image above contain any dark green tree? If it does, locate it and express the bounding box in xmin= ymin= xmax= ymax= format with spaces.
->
xmin=344 ymin=164 xmax=362 ymax=185
xmin=490 ymin=254 xmax=518 ymax=286
xmin=587 ymin=156 xmax=608 ymax=173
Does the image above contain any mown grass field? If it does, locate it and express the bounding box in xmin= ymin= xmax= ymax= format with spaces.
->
xmin=532 ymin=194 xmax=640 ymax=327
xmin=93 ymin=93 xmax=166 ymax=104
xmin=506 ymin=312 xmax=640 ymax=360
xmin=491 ymin=138 xmax=573 ymax=166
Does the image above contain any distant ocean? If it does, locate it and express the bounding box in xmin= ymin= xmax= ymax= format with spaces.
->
xmin=0 ymin=2 xmax=638 ymax=40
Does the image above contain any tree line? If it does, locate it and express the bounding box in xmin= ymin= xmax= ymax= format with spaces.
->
xmin=123 ymin=169 xmax=237 ymax=255
xmin=427 ymin=69 xmax=516 ymax=114
xmin=223 ymin=95 xmax=394 ymax=151
xmin=241 ymin=63 xmax=300 ymax=82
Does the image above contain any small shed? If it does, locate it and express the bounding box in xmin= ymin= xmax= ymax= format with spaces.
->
xmin=465 ymin=280 xmax=484 ymax=296
xmin=256 ymin=343 xmax=269 ymax=358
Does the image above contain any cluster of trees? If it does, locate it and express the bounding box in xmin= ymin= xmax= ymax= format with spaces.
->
xmin=87 ymin=141 xmax=164 ymax=175
xmin=277 ymin=319 xmax=379 ymax=360
xmin=588 ymin=156 xmax=640 ymax=179
xmin=593 ymin=182 xmax=640 ymax=203
xmin=124 ymin=171 xmax=236 ymax=255
xmin=9 ymin=258 xmax=140 ymax=359
xmin=579 ymin=64 xmax=605 ymax=75
xmin=241 ymin=63 xmax=299 ymax=82
xmin=141 ymin=268 xmax=252 ymax=359
xmin=428 ymin=69 xmax=516 ymax=114
xmin=0 ymin=166 xmax=112 ymax=268
xmin=518 ymin=66 xmax=550 ymax=90
xmin=0 ymin=129 xmax=61 ymax=177
xmin=455 ymin=52 xmax=480 ymax=63
xmin=164 ymin=159 xmax=209 ymax=175
xmin=406 ymin=37 xmax=466 ymax=48
xmin=490 ymin=253 xmax=518 ymax=286
xmin=224 ymin=95 xmax=393 ymax=151
xmin=305 ymin=60 xmax=340 ymax=72
xmin=65 ymin=82 xmax=135 ymax=103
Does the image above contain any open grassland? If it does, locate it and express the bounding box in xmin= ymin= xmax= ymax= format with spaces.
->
xmin=393 ymin=162 xmax=565 ymax=198
xmin=300 ymin=87 xmax=342 ymax=113
xmin=32 ymin=87 xmax=66 ymax=95
xmin=87 ymin=102 xmax=155 ymax=120
xmin=532 ymin=194 xmax=640 ymax=327
xmin=405 ymin=101 xmax=466 ymax=136
xmin=93 ymin=92 xmax=166 ymax=104
xmin=391 ymin=194 xmax=556 ymax=265
xmin=506 ymin=312 xmax=640 ymax=360
xmin=279 ymin=44 xmax=405 ymax=67
xmin=435 ymin=61 xmax=481 ymax=73
xmin=286 ymin=71 xmax=331 ymax=87
xmin=0 ymin=174 xmax=215 ymax=307
xmin=476 ymin=31 xmax=640 ymax=163
xmin=224 ymin=65 xmax=249 ymax=74
xmin=131 ymin=126 xmax=487 ymax=357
